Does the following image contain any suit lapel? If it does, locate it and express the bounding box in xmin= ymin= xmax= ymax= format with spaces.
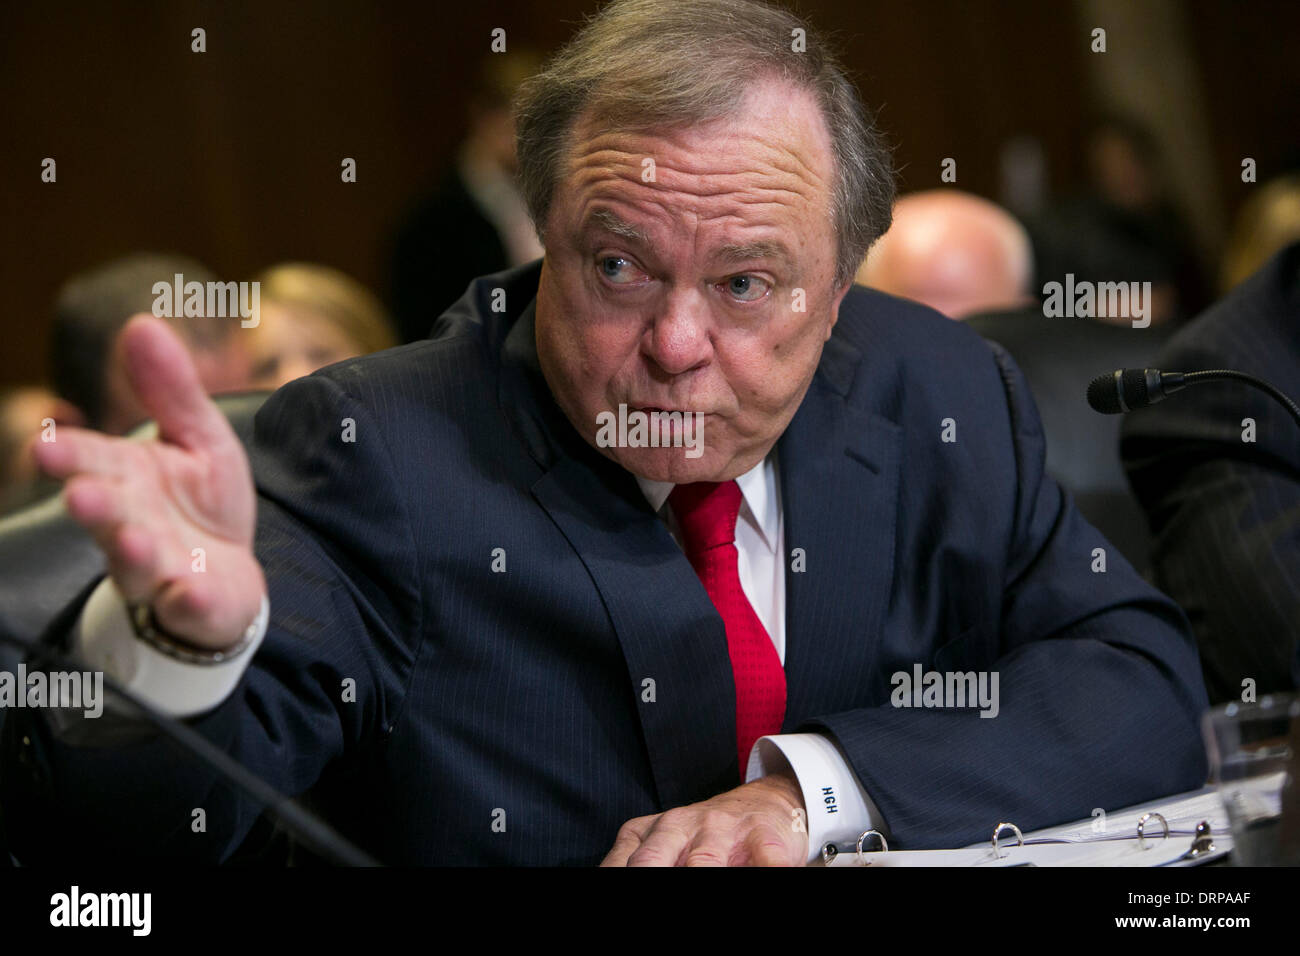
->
xmin=531 ymin=459 xmax=740 ymax=808
xmin=778 ymin=333 xmax=902 ymax=726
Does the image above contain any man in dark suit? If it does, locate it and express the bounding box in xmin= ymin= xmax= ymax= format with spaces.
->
xmin=1122 ymin=242 xmax=1300 ymax=704
xmin=1 ymin=0 xmax=1207 ymax=865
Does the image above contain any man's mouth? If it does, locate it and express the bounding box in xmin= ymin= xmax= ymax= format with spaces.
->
xmin=635 ymin=405 xmax=699 ymax=415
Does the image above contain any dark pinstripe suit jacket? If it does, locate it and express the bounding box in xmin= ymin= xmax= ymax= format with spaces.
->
xmin=2 ymin=261 xmax=1209 ymax=864
xmin=1123 ymin=242 xmax=1300 ymax=704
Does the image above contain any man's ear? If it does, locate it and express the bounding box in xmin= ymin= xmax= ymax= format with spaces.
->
xmin=826 ymin=279 xmax=852 ymax=340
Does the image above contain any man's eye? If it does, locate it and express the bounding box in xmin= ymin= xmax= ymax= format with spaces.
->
xmin=725 ymin=274 xmax=770 ymax=302
xmin=599 ymin=256 xmax=639 ymax=284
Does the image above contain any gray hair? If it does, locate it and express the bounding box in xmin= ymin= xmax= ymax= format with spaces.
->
xmin=514 ymin=0 xmax=896 ymax=288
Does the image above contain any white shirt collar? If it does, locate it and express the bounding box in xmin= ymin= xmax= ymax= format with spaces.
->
xmin=635 ymin=451 xmax=780 ymax=552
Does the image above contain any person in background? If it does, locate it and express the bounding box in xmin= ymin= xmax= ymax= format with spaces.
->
xmin=0 ymin=386 xmax=83 ymax=514
xmin=1220 ymin=173 xmax=1300 ymax=294
xmin=50 ymin=253 xmax=253 ymax=436
xmin=389 ymin=51 xmax=545 ymax=343
xmin=1122 ymin=242 xmax=1300 ymax=703
xmin=247 ymin=263 xmax=396 ymax=390
xmin=857 ymin=189 xmax=1034 ymax=319
xmin=1030 ymin=115 xmax=1208 ymax=326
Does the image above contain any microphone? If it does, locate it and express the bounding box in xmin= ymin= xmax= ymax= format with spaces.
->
xmin=1087 ymin=367 xmax=1300 ymax=428
xmin=1086 ymin=368 xmax=1185 ymax=414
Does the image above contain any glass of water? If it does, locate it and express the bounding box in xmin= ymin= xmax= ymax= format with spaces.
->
xmin=1202 ymin=693 xmax=1300 ymax=866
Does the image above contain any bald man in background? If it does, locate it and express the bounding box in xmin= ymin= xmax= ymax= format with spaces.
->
xmin=858 ymin=189 xmax=1034 ymax=318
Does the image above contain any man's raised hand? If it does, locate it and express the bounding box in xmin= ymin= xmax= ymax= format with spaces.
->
xmin=33 ymin=315 xmax=265 ymax=650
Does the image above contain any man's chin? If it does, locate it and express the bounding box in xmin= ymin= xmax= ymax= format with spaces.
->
xmin=605 ymin=445 xmax=745 ymax=485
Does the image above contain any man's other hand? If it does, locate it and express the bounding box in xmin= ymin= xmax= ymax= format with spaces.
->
xmin=601 ymin=771 xmax=808 ymax=866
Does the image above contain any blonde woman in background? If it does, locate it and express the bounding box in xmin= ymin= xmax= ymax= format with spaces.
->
xmin=1220 ymin=174 xmax=1300 ymax=294
xmin=249 ymin=263 xmax=397 ymax=390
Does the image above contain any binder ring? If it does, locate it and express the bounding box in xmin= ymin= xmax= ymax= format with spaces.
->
xmin=991 ymin=822 xmax=1023 ymax=858
xmin=1185 ymin=820 xmax=1216 ymax=859
xmin=855 ymin=829 xmax=888 ymax=864
xmin=1136 ymin=812 xmax=1169 ymax=849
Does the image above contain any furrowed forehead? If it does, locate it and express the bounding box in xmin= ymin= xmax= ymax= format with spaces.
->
xmin=561 ymin=81 xmax=834 ymax=203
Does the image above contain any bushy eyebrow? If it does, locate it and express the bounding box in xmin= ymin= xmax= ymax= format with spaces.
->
xmin=585 ymin=208 xmax=650 ymax=244
xmin=716 ymin=239 xmax=793 ymax=267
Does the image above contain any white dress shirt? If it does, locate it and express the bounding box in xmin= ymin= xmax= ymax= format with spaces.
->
xmin=637 ymin=451 xmax=889 ymax=863
xmin=74 ymin=451 xmax=886 ymax=864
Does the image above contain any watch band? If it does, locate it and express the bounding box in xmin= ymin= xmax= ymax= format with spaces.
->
xmin=125 ymin=594 xmax=268 ymax=666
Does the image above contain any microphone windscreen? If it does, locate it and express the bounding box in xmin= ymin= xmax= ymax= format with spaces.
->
xmin=1087 ymin=369 xmax=1151 ymax=414
xmin=1087 ymin=371 xmax=1123 ymax=414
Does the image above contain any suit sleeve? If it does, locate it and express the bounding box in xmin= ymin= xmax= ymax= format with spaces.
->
xmin=0 ymin=369 xmax=424 ymax=863
xmin=800 ymin=343 xmax=1210 ymax=850
xmin=1122 ymin=347 xmax=1300 ymax=704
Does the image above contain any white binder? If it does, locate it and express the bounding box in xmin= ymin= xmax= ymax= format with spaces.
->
xmin=822 ymin=775 xmax=1286 ymax=867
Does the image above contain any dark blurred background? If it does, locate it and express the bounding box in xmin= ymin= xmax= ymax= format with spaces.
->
xmin=2 ymin=0 xmax=1298 ymax=389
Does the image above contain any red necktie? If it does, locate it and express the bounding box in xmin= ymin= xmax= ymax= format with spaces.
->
xmin=668 ymin=480 xmax=786 ymax=775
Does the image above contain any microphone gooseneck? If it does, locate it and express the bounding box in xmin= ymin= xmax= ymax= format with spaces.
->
xmin=1087 ymin=367 xmax=1300 ymax=429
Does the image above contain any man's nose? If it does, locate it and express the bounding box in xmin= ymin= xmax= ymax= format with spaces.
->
xmin=641 ymin=289 xmax=713 ymax=376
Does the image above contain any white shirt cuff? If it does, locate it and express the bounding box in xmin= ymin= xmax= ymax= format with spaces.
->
xmin=746 ymin=732 xmax=889 ymax=864
xmin=74 ymin=577 xmax=268 ymax=719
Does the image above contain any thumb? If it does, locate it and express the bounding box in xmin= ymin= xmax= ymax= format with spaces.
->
xmin=116 ymin=314 xmax=233 ymax=451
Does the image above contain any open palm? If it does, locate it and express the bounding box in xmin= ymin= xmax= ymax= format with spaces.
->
xmin=34 ymin=315 xmax=265 ymax=649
